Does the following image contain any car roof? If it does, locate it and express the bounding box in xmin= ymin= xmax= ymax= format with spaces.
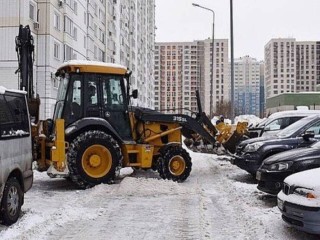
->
xmin=0 ymin=86 xmax=26 ymax=95
xmin=268 ymin=110 xmax=320 ymax=119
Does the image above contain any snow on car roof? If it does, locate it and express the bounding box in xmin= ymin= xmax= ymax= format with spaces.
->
xmin=0 ymin=86 xmax=26 ymax=95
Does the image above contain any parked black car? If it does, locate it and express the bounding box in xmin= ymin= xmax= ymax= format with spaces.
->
xmin=256 ymin=141 xmax=320 ymax=195
xmin=231 ymin=114 xmax=320 ymax=176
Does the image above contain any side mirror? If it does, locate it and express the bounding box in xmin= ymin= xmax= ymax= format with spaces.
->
xmin=302 ymin=131 xmax=315 ymax=141
xmin=131 ymin=89 xmax=138 ymax=99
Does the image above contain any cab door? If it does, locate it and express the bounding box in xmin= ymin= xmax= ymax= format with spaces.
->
xmin=100 ymin=75 xmax=132 ymax=141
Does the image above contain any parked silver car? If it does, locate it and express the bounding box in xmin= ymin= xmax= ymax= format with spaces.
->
xmin=0 ymin=87 xmax=33 ymax=225
xmin=248 ymin=110 xmax=320 ymax=138
xmin=278 ymin=168 xmax=320 ymax=234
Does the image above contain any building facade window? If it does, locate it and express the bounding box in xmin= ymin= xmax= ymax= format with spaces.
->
xmin=54 ymin=42 xmax=60 ymax=59
xmin=64 ymin=44 xmax=73 ymax=61
xmin=29 ymin=3 xmax=36 ymax=21
xmin=64 ymin=16 xmax=73 ymax=36
xmin=99 ymin=49 xmax=105 ymax=62
xmin=53 ymin=12 xmax=60 ymax=30
xmin=99 ymin=29 xmax=105 ymax=43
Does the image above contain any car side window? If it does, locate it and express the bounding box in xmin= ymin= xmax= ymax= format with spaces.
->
xmin=266 ymin=117 xmax=292 ymax=131
xmin=0 ymin=93 xmax=29 ymax=139
xmin=265 ymin=119 xmax=282 ymax=131
xmin=289 ymin=116 xmax=303 ymax=125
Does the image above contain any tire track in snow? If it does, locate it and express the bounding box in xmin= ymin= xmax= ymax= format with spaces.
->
xmin=190 ymin=154 xmax=260 ymax=239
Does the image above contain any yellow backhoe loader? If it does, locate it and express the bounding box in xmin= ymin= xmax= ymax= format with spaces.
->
xmin=17 ymin=25 xmax=248 ymax=189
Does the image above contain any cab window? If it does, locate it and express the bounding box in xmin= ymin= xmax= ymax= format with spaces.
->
xmin=102 ymin=76 xmax=124 ymax=110
xmin=64 ymin=76 xmax=82 ymax=125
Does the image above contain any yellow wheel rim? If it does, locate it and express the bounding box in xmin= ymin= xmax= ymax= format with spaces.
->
xmin=168 ymin=156 xmax=186 ymax=176
xmin=82 ymin=145 xmax=112 ymax=178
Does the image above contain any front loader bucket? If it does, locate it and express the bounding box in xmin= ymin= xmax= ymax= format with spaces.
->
xmin=222 ymin=122 xmax=248 ymax=154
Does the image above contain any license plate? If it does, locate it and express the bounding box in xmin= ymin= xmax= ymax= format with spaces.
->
xmin=256 ymin=171 xmax=261 ymax=181
xmin=278 ymin=198 xmax=284 ymax=211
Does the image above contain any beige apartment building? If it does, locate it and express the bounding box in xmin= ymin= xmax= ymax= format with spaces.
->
xmin=264 ymin=38 xmax=320 ymax=99
xmin=154 ymin=39 xmax=229 ymax=116
xmin=0 ymin=0 xmax=155 ymax=119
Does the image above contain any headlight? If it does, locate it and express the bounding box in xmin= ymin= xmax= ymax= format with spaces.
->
xmin=244 ymin=142 xmax=264 ymax=152
xmin=269 ymin=161 xmax=293 ymax=171
xmin=293 ymin=187 xmax=317 ymax=199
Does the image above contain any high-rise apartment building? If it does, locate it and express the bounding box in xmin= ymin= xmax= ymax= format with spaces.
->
xmin=154 ymin=39 xmax=229 ymax=116
xmin=264 ymin=38 xmax=320 ymax=99
xmin=233 ymin=56 xmax=261 ymax=116
xmin=0 ymin=0 xmax=155 ymax=119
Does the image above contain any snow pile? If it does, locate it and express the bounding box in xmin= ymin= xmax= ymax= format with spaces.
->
xmin=211 ymin=116 xmax=232 ymax=125
xmin=234 ymin=114 xmax=263 ymax=127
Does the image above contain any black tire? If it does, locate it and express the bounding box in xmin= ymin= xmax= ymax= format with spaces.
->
xmin=158 ymin=146 xmax=192 ymax=182
xmin=68 ymin=130 xmax=122 ymax=189
xmin=0 ymin=177 xmax=23 ymax=226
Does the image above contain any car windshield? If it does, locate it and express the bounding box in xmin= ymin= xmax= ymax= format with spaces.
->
xmin=256 ymin=118 xmax=269 ymax=127
xmin=276 ymin=116 xmax=312 ymax=138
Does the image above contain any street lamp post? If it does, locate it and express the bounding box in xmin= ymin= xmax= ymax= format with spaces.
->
xmin=230 ymin=0 xmax=234 ymax=121
xmin=192 ymin=3 xmax=215 ymax=119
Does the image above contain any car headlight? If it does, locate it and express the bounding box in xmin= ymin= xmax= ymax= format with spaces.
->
xmin=243 ymin=142 xmax=264 ymax=152
xmin=293 ymin=187 xmax=317 ymax=199
xmin=269 ymin=161 xmax=293 ymax=171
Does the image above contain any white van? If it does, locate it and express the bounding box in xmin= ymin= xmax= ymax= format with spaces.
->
xmin=0 ymin=87 xmax=33 ymax=225
xmin=248 ymin=110 xmax=320 ymax=137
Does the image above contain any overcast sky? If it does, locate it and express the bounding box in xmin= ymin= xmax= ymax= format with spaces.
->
xmin=155 ymin=0 xmax=320 ymax=61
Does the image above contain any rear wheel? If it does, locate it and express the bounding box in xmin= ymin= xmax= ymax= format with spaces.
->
xmin=158 ymin=146 xmax=192 ymax=182
xmin=0 ymin=178 xmax=23 ymax=225
xmin=68 ymin=130 xmax=122 ymax=189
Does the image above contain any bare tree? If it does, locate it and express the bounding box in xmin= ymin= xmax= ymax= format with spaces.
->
xmin=213 ymin=101 xmax=232 ymax=119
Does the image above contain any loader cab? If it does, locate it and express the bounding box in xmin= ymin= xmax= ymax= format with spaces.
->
xmin=54 ymin=61 xmax=132 ymax=141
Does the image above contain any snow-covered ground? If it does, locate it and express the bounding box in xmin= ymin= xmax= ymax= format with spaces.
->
xmin=0 ymin=148 xmax=318 ymax=240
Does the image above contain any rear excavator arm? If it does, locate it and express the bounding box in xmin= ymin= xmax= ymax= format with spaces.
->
xmin=15 ymin=25 xmax=60 ymax=171
xmin=15 ymin=25 xmax=40 ymax=123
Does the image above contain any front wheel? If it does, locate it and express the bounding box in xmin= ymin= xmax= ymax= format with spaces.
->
xmin=158 ymin=146 xmax=192 ymax=182
xmin=68 ymin=130 xmax=122 ymax=189
xmin=0 ymin=177 xmax=23 ymax=225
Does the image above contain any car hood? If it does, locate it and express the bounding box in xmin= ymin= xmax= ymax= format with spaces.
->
xmin=263 ymin=147 xmax=320 ymax=165
xmin=284 ymin=167 xmax=320 ymax=189
xmin=239 ymin=135 xmax=277 ymax=146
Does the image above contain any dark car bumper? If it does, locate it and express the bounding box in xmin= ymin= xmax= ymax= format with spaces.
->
xmin=256 ymin=170 xmax=291 ymax=195
xmin=278 ymin=198 xmax=320 ymax=235
xmin=231 ymin=153 xmax=262 ymax=175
